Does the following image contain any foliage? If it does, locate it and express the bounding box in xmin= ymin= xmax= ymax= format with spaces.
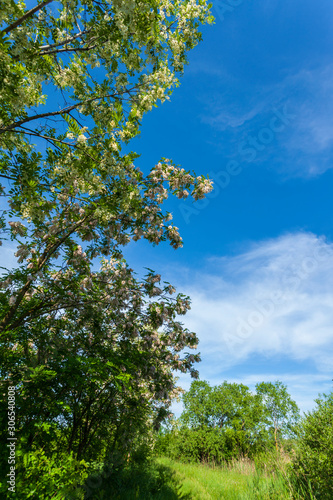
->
xmin=179 ymin=379 xmax=273 ymax=460
xmin=182 ymin=380 xmax=266 ymax=435
xmin=157 ymin=380 xmax=301 ymax=465
xmin=82 ymin=458 xmax=187 ymax=500
xmin=154 ymin=457 xmax=293 ymax=500
xmin=256 ymin=381 xmax=300 ymax=451
xmin=0 ymin=448 xmax=88 ymax=499
xmin=289 ymin=389 xmax=333 ymax=499
xmin=0 ymin=0 xmax=214 ymax=492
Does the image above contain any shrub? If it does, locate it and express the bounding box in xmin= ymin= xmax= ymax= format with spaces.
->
xmin=289 ymin=390 xmax=333 ymax=499
xmin=156 ymin=425 xmax=268 ymax=465
xmin=83 ymin=458 xmax=181 ymax=500
xmin=0 ymin=448 xmax=89 ymax=499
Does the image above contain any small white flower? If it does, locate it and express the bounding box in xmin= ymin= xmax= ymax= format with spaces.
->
xmin=77 ymin=134 xmax=87 ymax=143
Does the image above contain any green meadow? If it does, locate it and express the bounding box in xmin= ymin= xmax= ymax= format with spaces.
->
xmin=155 ymin=457 xmax=291 ymax=500
xmin=90 ymin=455 xmax=301 ymax=500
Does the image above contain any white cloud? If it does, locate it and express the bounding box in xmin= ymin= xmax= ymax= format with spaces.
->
xmin=169 ymin=232 xmax=333 ymax=414
xmin=2 ymin=231 xmax=332 ymax=415
xmin=201 ymin=100 xmax=266 ymax=131
xmin=281 ymin=66 xmax=333 ymax=176
xmin=182 ymin=232 xmax=333 ymax=370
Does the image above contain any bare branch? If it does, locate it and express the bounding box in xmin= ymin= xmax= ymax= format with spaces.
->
xmin=0 ymin=174 xmax=15 ymax=181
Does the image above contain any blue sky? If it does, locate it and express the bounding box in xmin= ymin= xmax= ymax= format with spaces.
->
xmin=122 ymin=0 xmax=333 ymax=414
xmin=2 ymin=1 xmax=333 ymax=415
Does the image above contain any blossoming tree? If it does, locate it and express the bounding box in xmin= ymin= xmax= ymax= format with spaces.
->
xmin=0 ymin=0 xmax=213 ymax=469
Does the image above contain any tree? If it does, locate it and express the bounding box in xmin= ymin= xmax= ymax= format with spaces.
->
xmin=181 ymin=380 xmax=213 ymax=428
xmin=290 ymin=389 xmax=333 ymax=499
xmin=210 ymin=381 xmax=265 ymax=437
xmin=0 ymin=0 xmax=213 ymax=335
xmin=182 ymin=380 xmax=265 ymax=433
xmin=162 ymin=380 xmax=301 ymax=464
xmin=256 ymin=381 xmax=300 ymax=451
xmin=175 ymin=380 xmax=267 ymax=461
xmin=0 ymin=0 xmax=214 ymax=489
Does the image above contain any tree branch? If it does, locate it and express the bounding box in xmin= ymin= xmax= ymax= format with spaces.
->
xmin=0 ymin=174 xmax=15 ymax=181
xmin=40 ymin=44 xmax=97 ymax=56
xmin=1 ymin=0 xmax=54 ymax=35
xmin=11 ymin=127 xmax=103 ymax=165
xmin=0 ymin=216 xmax=89 ymax=334
xmin=39 ymin=28 xmax=92 ymax=51
xmin=0 ymin=105 xmax=78 ymax=134
xmin=0 ymin=86 xmax=137 ymax=134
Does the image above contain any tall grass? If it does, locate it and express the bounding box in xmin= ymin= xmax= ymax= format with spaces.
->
xmin=81 ymin=452 xmax=316 ymax=499
xmin=82 ymin=458 xmax=189 ymax=499
xmin=156 ymin=456 xmax=291 ymax=500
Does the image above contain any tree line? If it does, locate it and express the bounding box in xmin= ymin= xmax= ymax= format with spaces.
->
xmin=157 ymin=380 xmax=300 ymax=462
xmin=157 ymin=379 xmax=333 ymax=499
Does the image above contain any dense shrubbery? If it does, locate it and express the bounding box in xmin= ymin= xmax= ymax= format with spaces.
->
xmin=157 ymin=425 xmax=268 ymax=464
xmin=5 ymin=449 xmax=88 ymax=500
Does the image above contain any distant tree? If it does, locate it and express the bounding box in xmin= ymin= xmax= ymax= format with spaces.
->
xmin=210 ymin=381 xmax=265 ymax=436
xmin=181 ymin=380 xmax=213 ymax=428
xmin=182 ymin=380 xmax=265 ymax=431
xmin=177 ymin=380 xmax=267 ymax=461
xmin=256 ymin=381 xmax=300 ymax=451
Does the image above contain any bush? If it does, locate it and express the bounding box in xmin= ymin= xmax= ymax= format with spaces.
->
xmin=0 ymin=448 xmax=89 ymax=499
xmin=156 ymin=425 xmax=267 ymax=465
xmin=83 ymin=458 xmax=183 ymax=500
xmin=289 ymin=390 xmax=333 ymax=499
xmin=156 ymin=426 xmax=228 ymax=463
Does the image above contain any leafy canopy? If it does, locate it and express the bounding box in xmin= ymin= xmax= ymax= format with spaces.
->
xmin=256 ymin=381 xmax=300 ymax=449
xmin=0 ymin=0 xmax=214 ymax=481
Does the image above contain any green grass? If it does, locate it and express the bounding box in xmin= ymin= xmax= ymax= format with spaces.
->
xmin=86 ymin=455 xmax=295 ymax=499
xmin=158 ymin=457 xmax=250 ymax=499
xmin=155 ymin=457 xmax=291 ymax=500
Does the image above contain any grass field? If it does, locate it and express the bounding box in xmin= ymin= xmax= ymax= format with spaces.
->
xmin=95 ymin=455 xmax=295 ymax=499
xmin=155 ymin=457 xmax=291 ymax=500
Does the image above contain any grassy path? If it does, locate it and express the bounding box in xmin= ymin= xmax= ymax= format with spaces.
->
xmin=94 ymin=456 xmax=292 ymax=498
xmin=155 ymin=457 xmax=291 ymax=500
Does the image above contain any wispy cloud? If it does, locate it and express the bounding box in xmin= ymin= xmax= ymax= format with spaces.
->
xmin=197 ymin=64 xmax=333 ymax=177
xmin=170 ymin=232 xmax=333 ymax=413
xmin=181 ymin=232 xmax=333 ymax=369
